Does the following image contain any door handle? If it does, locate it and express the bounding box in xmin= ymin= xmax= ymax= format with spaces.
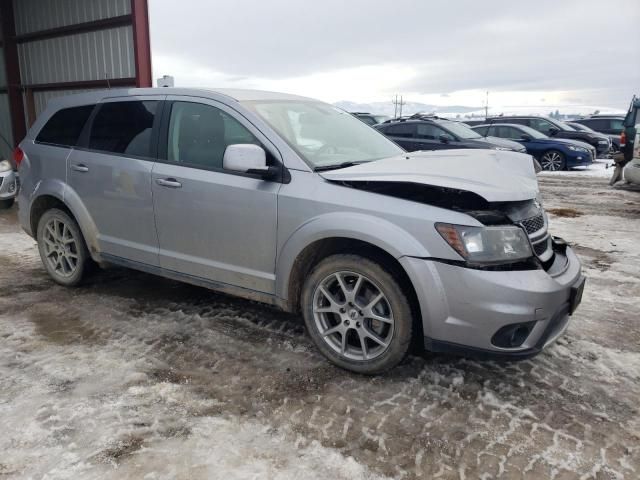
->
xmin=71 ymin=164 xmax=89 ymax=173
xmin=156 ymin=178 xmax=182 ymax=188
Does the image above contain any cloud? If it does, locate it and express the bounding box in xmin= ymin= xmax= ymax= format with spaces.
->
xmin=149 ymin=0 xmax=640 ymax=108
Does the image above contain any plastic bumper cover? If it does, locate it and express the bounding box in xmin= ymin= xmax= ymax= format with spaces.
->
xmin=400 ymin=242 xmax=583 ymax=358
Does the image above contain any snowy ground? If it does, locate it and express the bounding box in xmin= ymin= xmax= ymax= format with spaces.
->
xmin=1 ymin=174 xmax=639 ymax=480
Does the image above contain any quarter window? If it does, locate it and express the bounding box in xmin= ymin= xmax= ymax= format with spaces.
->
xmin=88 ymin=101 xmax=158 ymax=157
xmin=167 ymin=101 xmax=260 ymax=170
xmin=36 ymin=105 xmax=94 ymax=147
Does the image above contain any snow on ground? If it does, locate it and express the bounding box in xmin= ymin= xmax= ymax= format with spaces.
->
xmin=538 ymin=158 xmax=615 ymax=178
xmin=1 ymin=176 xmax=639 ymax=479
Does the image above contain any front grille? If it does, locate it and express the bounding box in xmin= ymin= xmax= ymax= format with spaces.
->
xmin=521 ymin=214 xmax=544 ymax=234
xmin=518 ymin=212 xmax=552 ymax=262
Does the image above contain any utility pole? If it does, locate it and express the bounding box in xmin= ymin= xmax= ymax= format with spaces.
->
xmin=392 ymin=94 xmax=407 ymax=118
xmin=485 ymin=91 xmax=489 ymax=118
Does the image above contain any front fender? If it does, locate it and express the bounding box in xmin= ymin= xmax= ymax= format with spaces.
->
xmin=275 ymin=212 xmax=429 ymax=300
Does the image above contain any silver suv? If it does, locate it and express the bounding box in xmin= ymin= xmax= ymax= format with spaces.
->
xmin=16 ymin=88 xmax=585 ymax=374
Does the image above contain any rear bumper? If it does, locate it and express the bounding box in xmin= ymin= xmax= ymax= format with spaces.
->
xmin=401 ymin=241 xmax=583 ymax=358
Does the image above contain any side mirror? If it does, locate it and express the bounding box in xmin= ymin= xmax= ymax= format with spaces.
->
xmin=520 ymin=134 xmax=533 ymax=141
xmin=439 ymin=134 xmax=452 ymax=143
xmin=223 ymin=144 xmax=279 ymax=179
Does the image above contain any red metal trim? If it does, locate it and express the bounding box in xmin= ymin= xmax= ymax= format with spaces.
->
xmin=14 ymin=15 xmax=132 ymax=44
xmin=131 ymin=0 xmax=152 ymax=87
xmin=0 ymin=0 xmax=26 ymax=146
xmin=24 ymin=78 xmax=137 ymax=92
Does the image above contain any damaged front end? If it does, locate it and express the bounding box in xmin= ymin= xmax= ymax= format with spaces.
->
xmin=335 ymin=180 xmax=562 ymax=272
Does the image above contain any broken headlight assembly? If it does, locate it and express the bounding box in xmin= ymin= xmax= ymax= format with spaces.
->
xmin=436 ymin=223 xmax=532 ymax=264
xmin=0 ymin=160 xmax=12 ymax=172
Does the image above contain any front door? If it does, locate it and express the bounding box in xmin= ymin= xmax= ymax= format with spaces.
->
xmin=68 ymin=97 xmax=163 ymax=265
xmin=151 ymin=98 xmax=280 ymax=294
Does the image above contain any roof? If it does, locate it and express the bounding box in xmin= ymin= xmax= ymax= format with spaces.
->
xmin=42 ymin=87 xmax=318 ymax=110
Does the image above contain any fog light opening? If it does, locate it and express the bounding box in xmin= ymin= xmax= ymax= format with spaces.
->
xmin=491 ymin=321 xmax=536 ymax=348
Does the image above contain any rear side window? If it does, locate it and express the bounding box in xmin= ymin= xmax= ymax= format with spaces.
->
xmin=416 ymin=123 xmax=447 ymax=140
xmin=88 ymin=101 xmax=158 ymax=157
xmin=36 ymin=105 xmax=94 ymax=147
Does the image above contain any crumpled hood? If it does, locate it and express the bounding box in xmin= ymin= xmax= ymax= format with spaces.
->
xmin=319 ymin=149 xmax=538 ymax=202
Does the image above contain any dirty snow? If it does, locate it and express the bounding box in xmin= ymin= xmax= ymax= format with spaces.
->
xmin=1 ymin=175 xmax=639 ymax=479
xmin=538 ymin=158 xmax=614 ymax=178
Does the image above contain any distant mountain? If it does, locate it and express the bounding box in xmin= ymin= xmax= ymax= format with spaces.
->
xmin=334 ymin=100 xmax=481 ymax=117
xmin=334 ymin=100 xmax=625 ymax=119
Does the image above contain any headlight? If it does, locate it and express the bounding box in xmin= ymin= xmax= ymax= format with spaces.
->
xmin=567 ymin=145 xmax=587 ymax=152
xmin=492 ymin=146 xmax=511 ymax=151
xmin=0 ymin=160 xmax=11 ymax=172
xmin=436 ymin=223 xmax=532 ymax=264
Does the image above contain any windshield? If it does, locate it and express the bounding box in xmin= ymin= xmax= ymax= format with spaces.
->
xmin=517 ymin=125 xmax=548 ymax=139
xmin=437 ymin=120 xmax=482 ymax=139
xmin=551 ymin=119 xmax=575 ymax=131
xmin=570 ymin=123 xmax=593 ymax=132
xmin=242 ymin=100 xmax=403 ymax=168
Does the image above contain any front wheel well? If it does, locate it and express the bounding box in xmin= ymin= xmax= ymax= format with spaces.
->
xmin=286 ymin=237 xmax=423 ymax=343
xmin=30 ymin=195 xmax=73 ymax=239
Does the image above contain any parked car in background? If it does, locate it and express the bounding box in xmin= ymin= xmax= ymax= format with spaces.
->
xmin=350 ymin=112 xmax=390 ymax=126
xmin=472 ymin=123 xmax=594 ymax=171
xmin=16 ymin=88 xmax=584 ymax=374
xmin=566 ymin=121 xmax=620 ymax=153
xmin=0 ymin=158 xmax=18 ymax=209
xmin=571 ymin=115 xmax=625 ymax=135
xmin=376 ymin=115 xmax=526 ymax=153
xmin=465 ymin=116 xmax=611 ymax=157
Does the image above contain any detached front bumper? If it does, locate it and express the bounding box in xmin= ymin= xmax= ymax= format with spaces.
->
xmin=401 ymin=240 xmax=583 ymax=359
xmin=0 ymin=170 xmax=18 ymax=200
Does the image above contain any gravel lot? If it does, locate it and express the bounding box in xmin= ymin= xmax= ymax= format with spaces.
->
xmin=1 ymin=172 xmax=639 ymax=479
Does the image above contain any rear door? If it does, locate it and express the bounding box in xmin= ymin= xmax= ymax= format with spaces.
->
xmin=151 ymin=97 xmax=280 ymax=294
xmin=68 ymin=96 xmax=163 ymax=266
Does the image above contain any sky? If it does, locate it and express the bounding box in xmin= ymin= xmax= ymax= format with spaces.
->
xmin=148 ymin=0 xmax=640 ymax=113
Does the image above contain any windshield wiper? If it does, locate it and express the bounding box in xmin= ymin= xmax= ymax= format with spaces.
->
xmin=314 ymin=161 xmax=365 ymax=172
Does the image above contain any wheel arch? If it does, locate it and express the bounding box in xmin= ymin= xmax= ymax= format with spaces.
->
xmin=29 ymin=183 xmax=100 ymax=259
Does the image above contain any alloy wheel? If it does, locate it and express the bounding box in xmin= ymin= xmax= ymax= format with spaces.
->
xmin=541 ymin=151 xmax=563 ymax=171
xmin=42 ymin=218 xmax=80 ymax=278
xmin=312 ymin=271 xmax=394 ymax=361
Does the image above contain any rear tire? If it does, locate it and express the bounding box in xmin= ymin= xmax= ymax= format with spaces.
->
xmin=301 ymin=254 xmax=414 ymax=374
xmin=37 ymin=209 xmax=90 ymax=287
xmin=540 ymin=150 xmax=566 ymax=171
xmin=0 ymin=198 xmax=14 ymax=209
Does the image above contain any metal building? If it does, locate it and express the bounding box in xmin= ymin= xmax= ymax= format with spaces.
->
xmin=0 ymin=0 xmax=151 ymax=159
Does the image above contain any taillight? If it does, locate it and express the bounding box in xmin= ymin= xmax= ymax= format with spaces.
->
xmin=620 ymin=131 xmax=626 ymax=148
xmin=12 ymin=146 xmax=24 ymax=168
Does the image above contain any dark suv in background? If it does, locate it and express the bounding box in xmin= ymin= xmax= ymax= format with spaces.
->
xmin=376 ymin=115 xmax=526 ymax=153
xmin=464 ymin=116 xmax=611 ymax=157
xmin=572 ymin=115 xmax=625 ymax=135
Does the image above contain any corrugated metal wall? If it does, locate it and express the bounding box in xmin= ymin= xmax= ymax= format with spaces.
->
xmin=0 ymin=16 xmax=12 ymax=160
xmin=32 ymin=88 xmax=94 ymax=114
xmin=18 ymin=27 xmax=135 ymax=86
xmin=13 ymin=0 xmax=131 ymax=35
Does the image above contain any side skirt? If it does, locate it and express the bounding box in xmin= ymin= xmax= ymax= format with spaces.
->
xmin=99 ymin=253 xmax=287 ymax=310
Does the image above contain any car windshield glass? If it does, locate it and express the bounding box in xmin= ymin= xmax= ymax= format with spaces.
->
xmin=571 ymin=123 xmax=593 ymax=132
xmin=516 ymin=125 xmax=548 ymax=139
xmin=242 ymin=100 xmax=403 ymax=168
xmin=436 ymin=120 xmax=481 ymax=139
xmin=552 ymin=119 xmax=575 ymax=131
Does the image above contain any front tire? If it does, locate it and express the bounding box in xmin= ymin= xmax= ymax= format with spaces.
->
xmin=301 ymin=254 xmax=414 ymax=374
xmin=37 ymin=209 xmax=90 ymax=287
xmin=540 ymin=150 xmax=566 ymax=171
